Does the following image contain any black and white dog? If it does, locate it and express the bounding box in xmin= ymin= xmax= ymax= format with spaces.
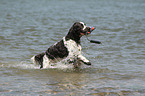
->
xmin=31 ymin=22 xmax=95 ymax=69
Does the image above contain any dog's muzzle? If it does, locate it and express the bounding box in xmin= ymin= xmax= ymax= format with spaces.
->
xmin=80 ymin=26 xmax=95 ymax=36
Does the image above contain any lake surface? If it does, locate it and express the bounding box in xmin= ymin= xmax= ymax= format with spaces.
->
xmin=0 ymin=0 xmax=145 ymax=95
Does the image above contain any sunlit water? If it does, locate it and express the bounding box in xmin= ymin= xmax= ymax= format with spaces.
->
xmin=0 ymin=0 xmax=145 ymax=95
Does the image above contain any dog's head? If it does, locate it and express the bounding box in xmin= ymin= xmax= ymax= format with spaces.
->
xmin=66 ymin=22 xmax=95 ymax=43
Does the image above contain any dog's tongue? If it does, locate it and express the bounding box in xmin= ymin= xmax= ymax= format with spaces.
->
xmin=87 ymin=27 xmax=95 ymax=34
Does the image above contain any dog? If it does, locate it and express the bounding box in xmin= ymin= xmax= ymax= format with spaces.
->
xmin=31 ymin=22 xmax=95 ymax=69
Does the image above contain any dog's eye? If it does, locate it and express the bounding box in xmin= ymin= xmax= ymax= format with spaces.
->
xmin=81 ymin=24 xmax=83 ymax=26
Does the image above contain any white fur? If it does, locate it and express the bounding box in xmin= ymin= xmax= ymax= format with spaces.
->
xmin=43 ymin=54 xmax=50 ymax=68
xmin=80 ymin=22 xmax=87 ymax=30
xmin=63 ymin=37 xmax=89 ymax=63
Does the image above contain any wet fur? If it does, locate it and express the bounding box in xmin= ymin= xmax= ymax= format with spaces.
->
xmin=31 ymin=22 xmax=92 ymax=69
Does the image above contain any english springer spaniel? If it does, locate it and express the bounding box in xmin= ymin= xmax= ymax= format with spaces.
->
xmin=31 ymin=22 xmax=95 ymax=69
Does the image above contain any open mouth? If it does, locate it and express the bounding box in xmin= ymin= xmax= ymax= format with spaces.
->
xmin=80 ymin=26 xmax=95 ymax=36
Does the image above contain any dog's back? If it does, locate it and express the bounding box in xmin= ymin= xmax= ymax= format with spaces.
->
xmin=45 ymin=40 xmax=69 ymax=60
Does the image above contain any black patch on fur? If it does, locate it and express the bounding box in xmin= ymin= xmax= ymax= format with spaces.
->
xmin=34 ymin=52 xmax=45 ymax=68
xmin=65 ymin=22 xmax=84 ymax=44
xmin=45 ymin=40 xmax=69 ymax=60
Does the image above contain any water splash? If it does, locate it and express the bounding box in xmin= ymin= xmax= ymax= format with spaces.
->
xmin=0 ymin=60 xmax=76 ymax=70
xmin=0 ymin=59 xmax=92 ymax=72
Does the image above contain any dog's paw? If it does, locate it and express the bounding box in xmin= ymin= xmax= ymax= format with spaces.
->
xmin=84 ymin=62 xmax=91 ymax=65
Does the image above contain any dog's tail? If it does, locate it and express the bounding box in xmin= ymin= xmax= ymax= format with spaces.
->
xmin=31 ymin=52 xmax=45 ymax=68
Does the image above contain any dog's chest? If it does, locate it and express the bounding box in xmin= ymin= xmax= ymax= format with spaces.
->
xmin=63 ymin=38 xmax=81 ymax=56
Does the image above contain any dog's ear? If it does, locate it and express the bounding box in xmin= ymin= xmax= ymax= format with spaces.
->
xmin=73 ymin=22 xmax=82 ymax=32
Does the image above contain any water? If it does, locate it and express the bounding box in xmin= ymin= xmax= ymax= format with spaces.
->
xmin=0 ymin=0 xmax=145 ymax=95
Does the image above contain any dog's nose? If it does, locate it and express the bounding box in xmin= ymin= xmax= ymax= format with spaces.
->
xmin=87 ymin=27 xmax=95 ymax=34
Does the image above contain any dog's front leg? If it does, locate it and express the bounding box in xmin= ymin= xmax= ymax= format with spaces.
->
xmin=78 ymin=55 xmax=91 ymax=65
